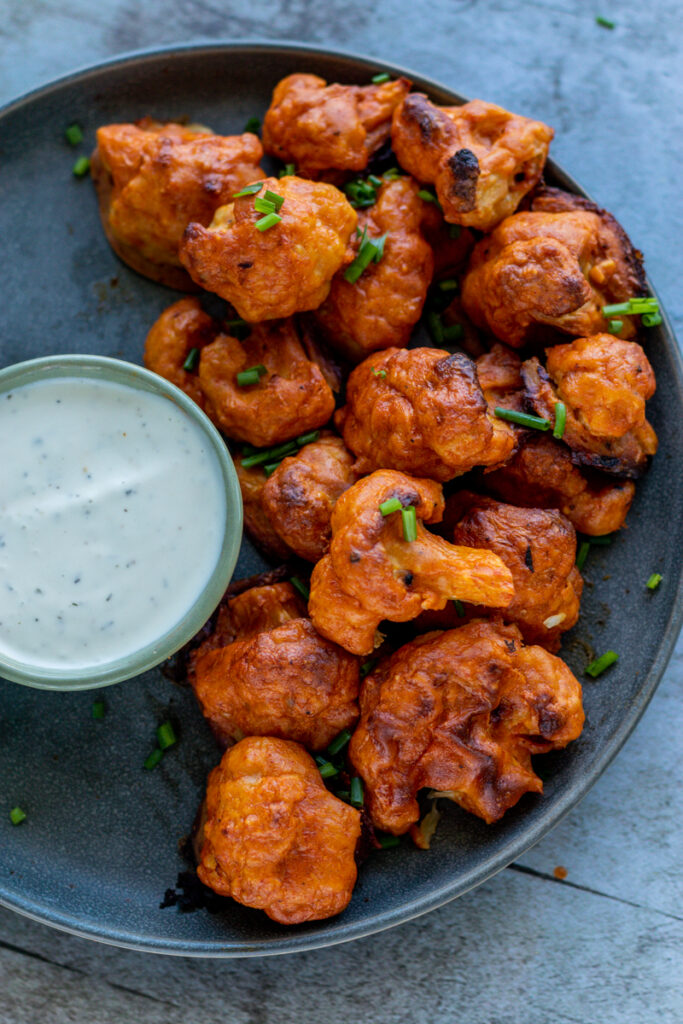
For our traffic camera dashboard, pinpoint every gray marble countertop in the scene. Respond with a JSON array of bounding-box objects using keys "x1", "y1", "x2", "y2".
[{"x1": 1, "y1": 2, "x2": 681, "y2": 1021}]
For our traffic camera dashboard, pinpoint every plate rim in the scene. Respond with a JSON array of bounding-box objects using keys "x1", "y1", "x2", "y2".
[{"x1": 1, "y1": 37, "x2": 682, "y2": 958}]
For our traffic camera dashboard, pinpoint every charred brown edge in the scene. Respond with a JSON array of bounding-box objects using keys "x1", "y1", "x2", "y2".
[{"x1": 446, "y1": 148, "x2": 480, "y2": 209}]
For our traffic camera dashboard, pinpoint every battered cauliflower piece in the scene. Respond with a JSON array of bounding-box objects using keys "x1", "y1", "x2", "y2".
[
  {"x1": 234, "y1": 457, "x2": 293, "y2": 560},
  {"x1": 197, "y1": 737, "x2": 361, "y2": 924},
  {"x1": 391, "y1": 94, "x2": 553, "y2": 231},
  {"x1": 349, "y1": 620, "x2": 584, "y2": 832},
  {"x1": 143, "y1": 297, "x2": 217, "y2": 410},
  {"x1": 92, "y1": 119, "x2": 264, "y2": 288},
  {"x1": 262, "y1": 432, "x2": 359, "y2": 562},
  {"x1": 449, "y1": 492, "x2": 583, "y2": 651},
  {"x1": 522, "y1": 355, "x2": 657, "y2": 478},
  {"x1": 198, "y1": 318, "x2": 335, "y2": 446},
  {"x1": 461, "y1": 188, "x2": 647, "y2": 347},
  {"x1": 308, "y1": 470, "x2": 514, "y2": 655},
  {"x1": 193, "y1": 617, "x2": 359, "y2": 751},
  {"x1": 262, "y1": 72, "x2": 411, "y2": 178},
  {"x1": 336, "y1": 347, "x2": 516, "y2": 480},
  {"x1": 482, "y1": 434, "x2": 636, "y2": 536},
  {"x1": 179, "y1": 176, "x2": 357, "y2": 321},
  {"x1": 313, "y1": 177, "x2": 434, "y2": 361}
]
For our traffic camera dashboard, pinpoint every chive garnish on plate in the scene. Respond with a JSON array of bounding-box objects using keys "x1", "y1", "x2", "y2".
[{"x1": 494, "y1": 408, "x2": 551, "y2": 431}]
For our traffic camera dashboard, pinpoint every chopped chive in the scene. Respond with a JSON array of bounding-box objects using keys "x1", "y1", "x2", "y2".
[
  {"x1": 368, "y1": 174, "x2": 383, "y2": 187},
  {"x1": 448, "y1": 224, "x2": 462, "y2": 239},
  {"x1": 371, "y1": 72, "x2": 391, "y2": 84},
  {"x1": 318, "y1": 761, "x2": 339, "y2": 779},
  {"x1": 144, "y1": 748, "x2": 164, "y2": 770},
  {"x1": 72, "y1": 156, "x2": 91, "y2": 177},
  {"x1": 642, "y1": 311, "x2": 662, "y2": 327},
  {"x1": 157, "y1": 722, "x2": 176, "y2": 750},
  {"x1": 379, "y1": 497, "x2": 403, "y2": 516},
  {"x1": 576, "y1": 540, "x2": 591, "y2": 571},
  {"x1": 65, "y1": 123, "x2": 83, "y2": 146},
  {"x1": 278, "y1": 163, "x2": 295, "y2": 178},
  {"x1": 243, "y1": 116, "x2": 261, "y2": 134},
  {"x1": 290, "y1": 576, "x2": 310, "y2": 601},
  {"x1": 382, "y1": 167, "x2": 402, "y2": 180},
  {"x1": 553, "y1": 401, "x2": 567, "y2": 439},
  {"x1": 296, "y1": 429, "x2": 320, "y2": 446},
  {"x1": 344, "y1": 232, "x2": 386, "y2": 283},
  {"x1": 371, "y1": 233, "x2": 387, "y2": 262},
  {"x1": 10, "y1": 806, "x2": 26, "y2": 825},
  {"x1": 254, "y1": 196, "x2": 276, "y2": 215},
  {"x1": 255, "y1": 212, "x2": 282, "y2": 231},
  {"x1": 453, "y1": 599, "x2": 465, "y2": 617},
  {"x1": 241, "y1": 443, "x2": 257, "y2": 456},
  {"x1": 263, "y1": 190, "x2": 285, "y2": 211},
  {"x1": 344, "y1": 178, "x2": 378, "y2": 208},
  {"x1": 182, "y1": 347, "x2": 200, "y2": 372},
  {"x1": 350, "y1": 776, "x2": 364, "y2": 807},
  {"x1": 608, "y1": 319, "x2": 623, "y2": 335},
  {"x1": 360, "y1": 658, "x2": 377, "y2": 678},
  {"x1": 494, "y1": 408, "x2": 551, "y2": 431},
  {"x1": 427, "y1": 310, "x2": 445, "y2": 345},
  {"x1": 232, "y1": 182, "x2": 263, "y2": 198},
  {"x1": 92, "y1": 700, "x2": 106, "y2": 719},
  {"x1": 438, "y1": 279, "x2": 458, "y2": 292},
  {"x1": 263, "y1": 461, "x2": 281, "y2": 476},
  {"x1": 442, "y1": 323, "x2": 464, "y2": 342},
  {"x1": 327, "y1": 729, "x2": 352, "y2": 757},
  {"x1": 595, "y1": 15, "x2": 615, "y2": 28},
  {"x1": 401, "y1": 505, "x2": 418, "y2": 542},
  {"x1": 378, "y1": 834, "x2": 400, "y2": 849},
  {"x1": 602, "y1": 297, "x2": 658, "y2": 316},
  {"x1": 646, "y1": 573, "x2": 663, "y2": 590},
  {"x1": 241, "y1": 440, "x2": 298, "y2": 468},
  {"x1": 236, "y1": 365, "x2": 267, "y2": 387},
  {"x1": 335, "y1": 790, "x2": 351, "y2": 802},
  {"x1": 372, "y1": 367, "x2": 387, "y2": 378},
  {"x1": 585, "y1": 650, "x2": 618, "y2": 677},
  {"x1": 417, "y1": 188, "x2": 439, "y2": 204}
]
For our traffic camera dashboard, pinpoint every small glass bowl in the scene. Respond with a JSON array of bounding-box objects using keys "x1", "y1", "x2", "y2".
[{"x1": 0, "y1": 354, "x2": 243, "y2": 690}]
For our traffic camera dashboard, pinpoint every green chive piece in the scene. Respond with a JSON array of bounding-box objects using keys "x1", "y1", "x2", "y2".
[
  {"x1": 10, "y1": 807, "x2": 26, "y2": 825},
  {"x1": 241, "y1": 443, "x2": 257, "y2": 456},
  {"x1": 576, "y1": 540, "x2": 591, "y2": 571},
  {"x1": 371, "y1": 72, "x2": 391, "y2": 84},
  {"x1": 372, "y1": 233, "x2": 387, "y2": 262},
  {"x1": 254, "y1": 196, "x2": 276, "y2": 215},
  {"x1": 448, "y1": 224, "x2": 462, "y2": 239},
  {"x1": 642, "y1": 311, "x2": 663, "y2": 327},
  {"x1": 296, "y1": 429, "x2": 320, "y2": 447},
  {"x1": 646, "y1": 573, "x2": 663, "y2": 590},
  {"x1": 255, "y1": 212, "x2": 282, "y2": 232},
  {"x1": 335, "y1": 790, "x2": 351, "y2": 802},
  {"x1": 327, "y1": 729, "x2": 352, "y2": 757},
  {"x1": 417, "y1": 188, "x2": 439, "y2": 204},
  {"x1": 278, "y1": 163, "x2": 295, "y2": 178},
  {"x1": 350, "y1": 777, "x2": 364, "y2": 808},
  {"x1": 595, "y1": 15, "x2": 615, "y2": 28},
  {"x1": 144, "y1": 748, "x2": 164, "y2": 770},
  {"x1": 243, "y1": 116, "x2": 261, "y2": 134},
  {"x1": 453, "y1": 599, "x2": 465, "y2": 617},
  {"x1": 382, "y1": 167, "x2": 402, "y2": 180},
  {"x1": 608, "y1": 319, "x2": 623, "y2": 335},
  {"x1": 344, "y1": 232, "x2": 386, "y2": 283},
  {"x1": 360, "y1": 658, "x2": 377, "y2": 679},
  {"x1": 241, "y1": 440, "x2": 298, "y2": 468},
  {"x1": 318, "y1": 761, "x2": 339, "y2": 779},
  {"x1": 494, "y1": 408, "x2": 551, "y2": 431},
  {"x1": 379, "y1": 497, "x2": 402, "y2": 516},
  {"x1": 65, "y1": 123, "x2": 83, "y2": 146},
  {"x1": 378, "y1": 834, "x2": 400, "y2": 849},
  {"x1": 233, "y1": 182, "x2": 263, "y2": 198},
  {"x1": 236, "y1": 365, "x2": 266, "y2": 387},
  {"x1": 290, "y1": 576, "x2": 310, "y2": 601},
  {"x1": 372, "y1": 367, "x2": 387, "y2": 378},
  {"x1": 72, "y1": 156, "x2": 91, "y2": 177},
  {"x1": 157, "y1": 721, "x2": 176, "y2": 750},
  {"x1": 344, "y1": 178, "x2": 377, "y2": 208},
  {"x1": 442, "y1": 323, "x2": 464, "y2": 342},
  {"x1": 263, "y1": 190, "x2": 285, "y2": 211},
  {"x1": 263, "y1": 461, "x2": 281, "y2": 476},
  {"x1": 368, "y1": 174, "x2": 383, "y2": 188},
  {"x1": 92, "y1": 700, "x2": 106, "y2": 720},
  {"x1": 602, "y1": 297, "x2": 658, "y2": 316},
  {"x1": 427, "y1": 310, "x2": 445, "y2": 345},
  {"x1": 438, "y1": 279, "x2": 458, "y2": 292},
  {"x1": 182, "y1": 347, "x2": 200, "y2": 372},
  {"x1": 585, "y1": 650, "x2": 619, "y2": 677},
  {"x1": 553, "y1": 401, "x2": 567, "y2": 439},
  {"x1": 401, "y1": 505, "x2": 418, "y2": 542}
]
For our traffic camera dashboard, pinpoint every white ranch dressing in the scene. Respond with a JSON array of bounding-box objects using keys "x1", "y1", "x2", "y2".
[{"x1": 0, "y1": 376, "x2": 226, "y2": 670}]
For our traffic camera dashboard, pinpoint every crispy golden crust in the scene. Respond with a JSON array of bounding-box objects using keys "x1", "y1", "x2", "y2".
[
  {"x1": 449, "y1": 492, "x2": 583, "y2": 651},
  {"x1": 179, "y1": 176, "x2": 357, "y2": 320},
  {"x1": 461, "y1": 199, "x2": 646, "y2": 347},
  {"x1": 308, "y1": 470, "x2": 514, "y2": 655},
  {"x1": 391, "y1": 95, "x2": 553, "y2": 231},
  {"x1": 262, "y1": 73, "x2": 411, "y2": 177},
  {"x1": 262, "y1": 432, "x2": 358, "y2": 562},
  {"x1": 198, "y1": 737, "x2": 360, "y2": 924},
  {"x1": 193, "y1": 617, "x2": 359, "y2": 750},
  {"x1": 197, "y1": 318, "x2": 335, "y2": 446},
  {"x1": 348, "y1": 620, "x2": 584, "y2": 831},
  {"x1": 313, "y1": 177, "x2": 434, "y2": 361},
  {"x1": 92, "y1": 120, "x2": 263, "y2": 287},
  {"x1": 522, "y1": 355, "x2": 657, "y2": 478},
  {"x1": 482, "y1": 434, "x2": 636, "y2": 536},
  {"x1": 336, "y1": 347, "x2": 516, "y2": 481},
  {"x1": 143, "y1": 297, "x2": 218, "y2": 409},
  {"x1": 234, "y1": 457, "x2": 293, "y2": 560}
]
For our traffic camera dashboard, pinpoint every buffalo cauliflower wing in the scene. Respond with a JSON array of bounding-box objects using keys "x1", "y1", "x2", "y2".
[
  {"x1": 349, "y1": 620, "x2": 584, "y2": 831},
  {"x1": 197, "y1": 737, "x2": 360, "y2": 924},
  {"x1": 143, "y1": 297, "x2": 217, "y2": 410}
]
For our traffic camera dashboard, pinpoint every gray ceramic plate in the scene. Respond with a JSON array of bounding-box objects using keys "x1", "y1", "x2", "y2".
[{"x1": 0, "y1": 42, "x2": 681, "y2": 958}]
